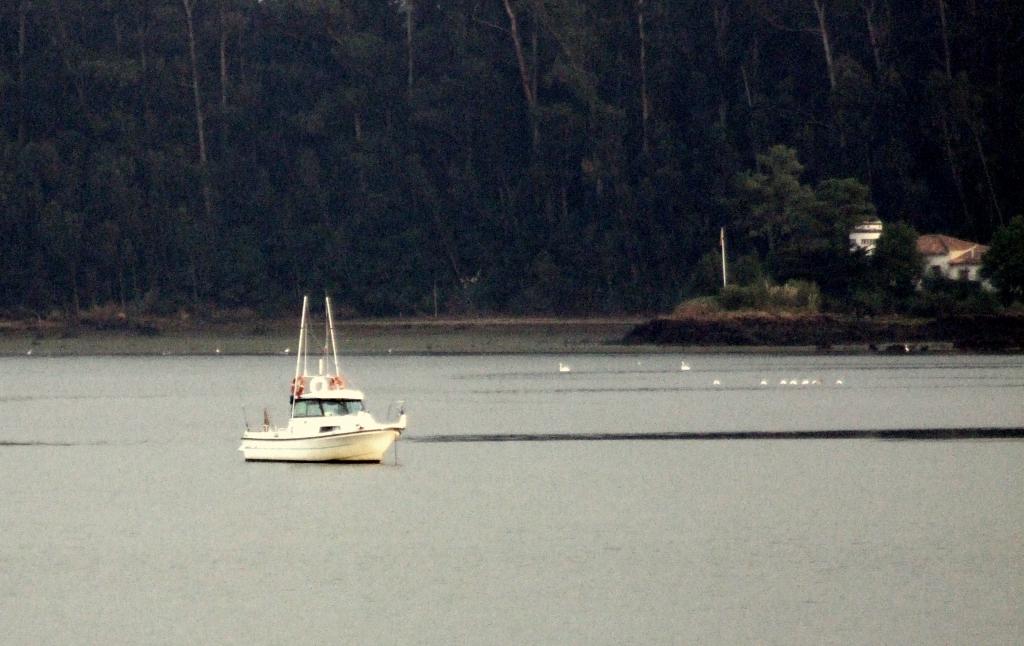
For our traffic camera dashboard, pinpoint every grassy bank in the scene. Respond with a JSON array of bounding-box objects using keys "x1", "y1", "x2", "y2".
[{"x1": 5, "y1": 310, "x2": 1023, "y2": 356}]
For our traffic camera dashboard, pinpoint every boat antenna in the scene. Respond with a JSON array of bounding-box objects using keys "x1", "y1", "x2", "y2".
[
  {"x1": 325, "y1": 295, "x2": 341, "y2": 376},
  {"x1": 323, "y1": 299, "x2": 329, "y2": 372}
]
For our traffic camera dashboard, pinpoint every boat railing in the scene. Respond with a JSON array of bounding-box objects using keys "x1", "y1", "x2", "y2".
[{"x1": 385, "y1": 400, "x2": 406, "y2": 423}]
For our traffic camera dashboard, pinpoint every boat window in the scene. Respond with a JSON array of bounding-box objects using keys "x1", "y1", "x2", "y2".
[
  {"x1": 293, "y1": 399, "x2": 362, "y2": 416},
  {"x1": 321, "y1": 400, "x2": 345, "y2": 416},
  {"x1": 294, "y1": 400, "x2": 364, "y2": 417},
  {"x1": 293, "y1": 400, "x2": 322, "y2": 417}
]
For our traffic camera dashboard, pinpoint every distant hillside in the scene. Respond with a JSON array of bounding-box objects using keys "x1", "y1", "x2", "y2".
[{"x1": 1, "y1": 2, "x2": 1022, "y2": 316}]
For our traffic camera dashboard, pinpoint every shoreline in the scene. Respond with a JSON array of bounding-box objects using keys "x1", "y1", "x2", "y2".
[
  {"x1": 1, "y1": 314, "x2": 1021, "y2": 356},
  {"x1": 625, "y1": 313, "x2": 1024, "y2": 354},
  {"x1": 0, "y1": 316, "x2": 647, "y2": 357}
]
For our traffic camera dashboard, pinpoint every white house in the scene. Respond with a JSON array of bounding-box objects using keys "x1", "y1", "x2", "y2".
[
  {"x1": 847, "y1": 222, "x2": 991, "y2": 288},
  {"x1": 849, "y1": 219, "x2": 883, "y2": 255},
  {"x1": 916, "y1": 234, "x2": 989, "y2": 284}
]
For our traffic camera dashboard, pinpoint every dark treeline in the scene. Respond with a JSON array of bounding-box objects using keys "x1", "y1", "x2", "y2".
[{"x1": 1, "y1": 1, "x2": 1021, "y2": 318}]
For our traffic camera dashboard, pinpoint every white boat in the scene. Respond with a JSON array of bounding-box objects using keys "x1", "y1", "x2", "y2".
[{"x1": 239, "y1": 295, "x2": 406, "y2": 463}]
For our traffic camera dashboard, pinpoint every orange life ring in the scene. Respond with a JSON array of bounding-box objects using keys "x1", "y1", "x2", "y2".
[
  {"x1": 291, "y1": 377, "x2": 305, "y2": 398},
  {"x1": 329, "y1": 375, "x2": 345, "y2": 389}
]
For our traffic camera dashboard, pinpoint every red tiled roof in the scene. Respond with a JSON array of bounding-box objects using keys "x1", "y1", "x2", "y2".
[{"x1": 916, "y1": 234, "x2": 988, "y2": 265}]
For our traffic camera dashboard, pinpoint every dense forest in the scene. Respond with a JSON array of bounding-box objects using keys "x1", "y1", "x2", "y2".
[{"x1": 0, "y1": 1, "x2": 1021, "y2": 317}]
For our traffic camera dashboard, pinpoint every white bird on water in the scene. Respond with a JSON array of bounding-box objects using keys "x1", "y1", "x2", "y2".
[
  {"x1": 559, "y1": 362, "x2": 572, "y2": 373},
  {"x1": 26, "y1": 348, "x2": 32, "y2": 356},
  {"x1": 835, "y1": 379, "x2": 844, "y2": 385},
  {"x1": 712, "y1": 379, "x2": 721, "y2": 385},
  {"x1": 680, "y1": 361, "x2": 691, "y2": 371},
  {"x1": 760, "y1": 379, "x2": 768, "y2": 386}
]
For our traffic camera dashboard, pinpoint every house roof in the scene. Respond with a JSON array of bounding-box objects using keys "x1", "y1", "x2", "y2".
[{"x1": 916, "y1": 234, "x2": 989, "y2": 266}]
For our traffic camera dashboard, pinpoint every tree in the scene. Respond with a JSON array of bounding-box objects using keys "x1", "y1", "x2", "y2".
[
  {"x1": 870, "y1": 221, "x2": 922, "y2": 301},
  {"x1": 814, "y1": 177, "x2": 876, "y2": 248},
  {"x1": 182, "y1": 0, "x2": 208, "y2": 169},
  {"x1": 1, "y1": 1, "x2": 1023, "y2": 317},
  {"x1": 981, "y1": 215, "x2": 1024, "y2": 303},
  {"x1": 636, "y1": 0, "x2": 650, "y2": 155},
  {"x1": 733, "y1": 145, "x2": 818, "y2": 273},
  {"x1": 500, "y1": 0, "x2": 539, "y2": 148},
  {"x1": 754, "y1": 176, "x2": 873, "y2": 300}
]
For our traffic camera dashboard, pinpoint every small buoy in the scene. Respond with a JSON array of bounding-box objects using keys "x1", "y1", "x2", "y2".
[
  {"x1": 801, "y1": 379, "x2": 810, "y2": 386},
  {"x1": 789, "y1": 379, "x2": 798, "y2": 386},
  {"x1": 779, "y1": 379, "x2": 787, "y2": 385},
  {"x1": 712, "y1": 379, "x2": 721, "y2": 386},
  {"x1": 811, "y1": 379, "x2": 821, "y2": 385},
  {"x1": 680, "y1": 361, "x2": 691, "y2": 371},
  {"x1": 760, "y1": 379, "x2": 768, "y2": 386},
  {"x1": 835, "y1": 379, "x2": 844, "y2": 385},
  {"x1": 558, "y1": 362, "x2": 571, "y2": 373}
]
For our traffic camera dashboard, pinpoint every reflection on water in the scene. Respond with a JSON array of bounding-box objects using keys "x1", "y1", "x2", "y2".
[{"x1": 1, "y1": 353, "x2": 1022, "y2": 643}]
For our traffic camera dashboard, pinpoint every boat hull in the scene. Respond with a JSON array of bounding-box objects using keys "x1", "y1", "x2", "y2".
[{"x1": 239, "y1": 428, "x2": 401, "y2": 462}]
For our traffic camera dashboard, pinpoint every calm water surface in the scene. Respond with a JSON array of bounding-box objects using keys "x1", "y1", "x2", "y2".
[{"x1": 2, "y1": 353, "x2": 1023, "y2": 644}]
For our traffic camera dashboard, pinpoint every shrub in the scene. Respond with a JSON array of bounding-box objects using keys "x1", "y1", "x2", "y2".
[
  {"x1": 671, "y1": 296, "x2": 721, "y2": 318},
  {"x1": 715, "y1": 280, "x2": 821, "y2": 313},
  {"x1": 911, "y1": 277, "x2": 1000, "y2": 317}
]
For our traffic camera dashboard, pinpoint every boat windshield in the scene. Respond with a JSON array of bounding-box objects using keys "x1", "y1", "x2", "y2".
[{"x1": 293, "y1": 399, "x2": 364, "y2": 417}]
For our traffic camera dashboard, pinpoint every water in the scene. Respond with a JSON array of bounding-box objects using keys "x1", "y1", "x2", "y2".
[{"x1": 1, "y1": 353, "x2": 1022, "y2": 644}]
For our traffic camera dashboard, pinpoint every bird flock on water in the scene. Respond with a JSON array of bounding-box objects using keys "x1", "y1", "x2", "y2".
[
  {"x1": 18, "y1": 347, "x2": 846, "y2": 388},
  {"x1": 554, "y1": 358, "x2": 844, "y2": 387}
]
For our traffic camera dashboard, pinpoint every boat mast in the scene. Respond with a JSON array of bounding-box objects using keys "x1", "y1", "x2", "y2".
[
  {"x1": 294, "y1": 295, "x2": 308, "y2": 381},
  {"x1": 290, "y1": 295, "x2": 308, "y2": 417},
  {"x1": 325, "y1": 295, "x2": 341, "y2": 376}
]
